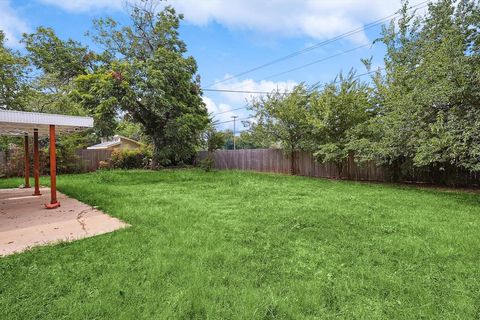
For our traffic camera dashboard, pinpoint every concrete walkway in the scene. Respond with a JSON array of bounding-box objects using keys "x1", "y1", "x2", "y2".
[{"x1": 0, "y1": 187, "x2": 128, "y2": 256}]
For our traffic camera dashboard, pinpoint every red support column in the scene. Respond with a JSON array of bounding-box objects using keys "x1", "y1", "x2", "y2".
[
  {"x1": 45, "y1": 125, "x2": 60, "y2": 209},
  {"x1": 24, "y1": 134, "x2": 30, "y2": 188},
  {"x1": 33, "y1": 129, "x2": 41, "y2": 196}
]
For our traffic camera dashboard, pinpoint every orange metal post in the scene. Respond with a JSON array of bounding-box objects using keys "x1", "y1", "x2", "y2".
[
  {"x1": 45, "y1": 125, "x2": 60, "y2": 209},
  {"x1": 33, "y1": 129, "x2": 41, "y2": 196},
  {"x1": 24, "y1": 134, "x2": 30, "y2": 188}
]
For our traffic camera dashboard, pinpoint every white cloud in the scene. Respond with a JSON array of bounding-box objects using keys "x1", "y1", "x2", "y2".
[
  {"x1": 38, "y1": 0, "x2": 123, "y2": 12},
  {"x1": 203, "y1": 96, "x2": 238, "y2": 130},
  {"x1": 212, "y1": 75, "x2": 298, "y2": 105},
  {"x1": 203, "y1": 96, "x2": 233, "y2": 116},
  {"x1": 38, "y1": 0, "x2": 405, "y2": 42},
  {"x1": 170, "y1": 0, "x2": 403, "y2": 43},
  {"x1": 0, "y1": 1, "x2": 29, "y2": 47},
  {"x1": 205, "y1": 77, "x2": 298, "y2": 130}
]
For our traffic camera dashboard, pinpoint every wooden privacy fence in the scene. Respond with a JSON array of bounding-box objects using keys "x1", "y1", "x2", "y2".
[
  {"x1": 75, "y1": 149, "x2": 112, "y2": 171},
  {"x1": 197, "y1": 149, "x2": 480, "y2": 186},
  {"x1": 0, "y1": 149, "x2": 112, "y2": 177},
  {"x1": 197, "y1": 149, "x2": 384, "y2": 180},
  {"x1": 2, "y1": 146, "x2": 479, "y2": 186},
  {"x1": 0, "y1": 150, "x2": 25, "y2": 178}
]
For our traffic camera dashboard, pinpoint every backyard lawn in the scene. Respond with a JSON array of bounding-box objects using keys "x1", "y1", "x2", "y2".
[{"x1": 0, "y1": 169, "x2": 479, "y2": 319}]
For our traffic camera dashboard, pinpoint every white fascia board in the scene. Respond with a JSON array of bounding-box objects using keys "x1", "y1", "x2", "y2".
[{"x1": 0, "y1": 110, "x2": 93, "y2": 128}]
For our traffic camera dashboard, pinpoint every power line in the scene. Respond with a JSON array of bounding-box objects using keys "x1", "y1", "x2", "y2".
[
  {"x1": 209, "y1": 4, "x2": 425, "y2": 129},
  {"x1": 213, "y1": 69, "x2": 386, "y2": 125},
  {"x1": 204, "y1": 2, "x2": 427, "y2": 100},
  {"x1": 203, "y1": 88, "x2": 271, "y2": 94},
  {"x1": 261, "y1": 43, "x2": 372, "y2": 81},
  {"x1": 206, "y1": 66, "x2": 381, "y2": 96},
  {"x1": 213, "y1": 105, "x2": 251, "y2": 115},
  {"x1": 203, "y1": 41, "x2": 375, "y2": 99},
  {"x1": 204, "y1": 0, "x2": 428, "y2": 88},
  {"x1": 210, "y1": 67, "x2": 385, "y2": 116},
  {"x1": 202, "y1": 42, "x2": 372, "y2": 95},
  {"x1": 309, "y1": 67, "x2": 385, "y2": 91},
  {"x1": 214, "y1": 116, "x2": 255, "y2": 125}
]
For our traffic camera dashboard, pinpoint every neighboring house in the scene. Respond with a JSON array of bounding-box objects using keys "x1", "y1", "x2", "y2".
[{"x1": 87, "y1": 135, "x2": 143, "y2": 151}]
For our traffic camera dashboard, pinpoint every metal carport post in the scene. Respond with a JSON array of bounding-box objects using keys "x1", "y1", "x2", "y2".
[
  {"x1": 23, "y1": 134, "x2": 30, "y2": 188},
  {"x1": 33, "y1": 129, "x2": 41, "y2": 196},
  {"x1": 0, "y1": 110, "x2": 93, "y2": 209},
  {"x1": 45, "y1": 125, "x2": 59, "y2": 209}
]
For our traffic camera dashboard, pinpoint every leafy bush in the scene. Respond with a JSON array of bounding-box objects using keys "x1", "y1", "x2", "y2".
[
  {"x1": 198, "y1": 128, "x2": 224, "y2": 172},
  {"x1": 199, "y1": 157, "x2": 215, "y2": 172},
  {"x1": 110, "y1": 148, "x2": 152, "y2": 169},
  {"x1": 55, "y1": 132, "x2": 98, "y2": 174}
]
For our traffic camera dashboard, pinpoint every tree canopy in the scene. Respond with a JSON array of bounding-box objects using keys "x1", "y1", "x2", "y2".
[
  {"x1": 0, "y1": 31, "x2": 29, "y2": 110},
  {"x1": 1, "y1": 0, "x2": 479, "y2": 174},
  {"x1": 75, "y1": 2, "x2": 209, "y2": 166},
  {"x1": 248, "y1": 0, "x2": 480, "y2": 174},
  {"x1": 349, "y1": 0, "x2": 480, "y2": 171}
]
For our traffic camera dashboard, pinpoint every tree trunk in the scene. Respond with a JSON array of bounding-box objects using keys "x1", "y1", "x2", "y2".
[
  {"x1": 151, "y1": 135, "x2": 164, "y2": 170},
  {"x1": 290, "y1": 150, "x2": 295, "y2": 175},
  {"x1": 336, "y1": 162, "x2": 343, "y2": 179}
]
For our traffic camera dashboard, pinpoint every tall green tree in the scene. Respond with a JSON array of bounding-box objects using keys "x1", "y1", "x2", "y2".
[
  {"x1": 220, "y1": 129, "x2": 271, "y2": 150},
  {"x1": 14, "y1": 28, "x2": 101, "y2": 163},
  {"x1": 248, "y1": 85, "x2": 311, "y2": 172},
  {"x1": 198, "y1": 126, "x2": 225, "y2": 171},
  {"x1": 116, "y1": 119, "x2": 147, "y2": 143},
  {"x1": 309, "y1": 71, "x2": 371, "y2": 172},
  {"x1": 238, "y1": 130, "x2": 273, "y2": 149},
  {"x1": 0, "y1": 31, "x2": 29, "y2": 110},
  {"x1": 20, "y1": 27, "x2": 97, "y2": 118},
  {"x1": 412, "y1": 0, "x2": 480, "y2": 171},
  {"x1": 23, "y1": 27, "x2": 92, "y2": 84},
  {"x1": 76, "y1": 0, "x2": 209, "y2": 166},
  {"x1": 350, "y1": 0, "x2": 480, "y2": 172}
]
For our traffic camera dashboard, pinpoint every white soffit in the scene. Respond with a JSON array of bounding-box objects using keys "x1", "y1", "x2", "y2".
[{"x1": 0, "y1": 110, "x2": 94, "y2": 137}]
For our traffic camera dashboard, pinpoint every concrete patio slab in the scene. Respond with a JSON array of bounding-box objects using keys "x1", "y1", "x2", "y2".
[{"x1": 0, "y1": 187, "x2": 128, "y2": 256}]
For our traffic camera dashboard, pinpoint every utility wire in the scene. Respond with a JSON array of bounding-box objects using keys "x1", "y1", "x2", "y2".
[
  {"x1": 204, "y1": 0, "x2": 429, "y2": 88},
  {"x1": 204, "y1": 2, "x2": 427, "y2": 100},
  {"x1": 210, "y1": 3, "x2": 426, "y2": 128},
  {"x1": 203, "y1": 88, "x2": 271, "y2": 94},
  {"x1": 211, "y1": 67, "x2": 385, "y2": 116},
  {"x1": 205, "y1": 66, "x2": 383, "y2": 96},
  {"x1": 308, "y1": 67, "x2": 385, "y2": 91},
  {"x1": 214, "y1": 116, "x2": 255, "y2": 125},
  {"x1": 214, "y1": 105, "x2": 252, "y2": 115},
  {"x1": 262, "y1": 43, "x2": 372, "y2": 81},
  {"x1": 202, "y1": 42, "x2": 372, "y2": 95}
]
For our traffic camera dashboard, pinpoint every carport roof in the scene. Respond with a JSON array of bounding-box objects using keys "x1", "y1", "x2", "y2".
[{"x1": 0, "y1": 110, "x2": 94, "y2": 136}]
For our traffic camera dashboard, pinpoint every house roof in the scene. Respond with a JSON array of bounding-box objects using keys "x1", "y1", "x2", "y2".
[
  {"x1": 0, "y1": 110, "x2": 93, "y2": 137},
  {"x1": 86, "y1": 140, "x2": 122, "y2": 150},
  {"x1": 87, "y1": 135, "x2": 142, "y2": 150}
]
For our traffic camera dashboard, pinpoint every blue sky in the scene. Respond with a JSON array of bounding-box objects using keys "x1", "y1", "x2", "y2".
[{"x1": 1, "y1": 0, "x2": 424, "y2": 131}]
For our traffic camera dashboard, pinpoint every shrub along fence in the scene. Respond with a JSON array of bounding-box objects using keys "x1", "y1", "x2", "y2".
[
  {"x1": 0, "y1": 149, "x2": 112, "y2": 177},
  {"x1": 197, "y1": 149, "x2": 480, "y2": 186},
  {"x1": 0, "y1": 148, "x2": 152, "y2": 177},
  {"x1": 0, "y1": 149, "x2": 32, "y2": 178},
  {"x1": 2, "y1": 147, "x2": 478, "y2": 186}
]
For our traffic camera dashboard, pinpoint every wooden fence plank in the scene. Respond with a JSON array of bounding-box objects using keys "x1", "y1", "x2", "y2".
[
  {"x1": 199, "y1": 149, "x2": 480, "y2": 186},
  {"x1": 75, "y1": 149, "x2": 112, "y2": 172}
]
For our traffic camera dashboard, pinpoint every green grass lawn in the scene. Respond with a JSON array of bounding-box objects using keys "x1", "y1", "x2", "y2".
[{"x1": 0, "y1": 169, "x2": 479, "y2": 319}]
